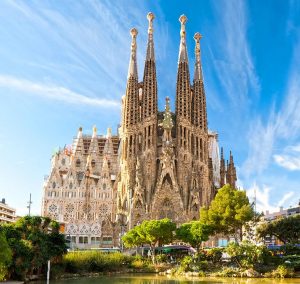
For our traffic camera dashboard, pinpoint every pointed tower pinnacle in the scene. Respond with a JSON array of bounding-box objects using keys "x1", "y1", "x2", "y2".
[
  {"x1": 141, "y1": 12, "x2": 158, "y2": 121},
  {"x1": 127, "y1": 28, "x2": 138, "y2": 79},
  {"x1": 92, "y1": 125, "x2": 97, "y2": 138},
  {"x1": 123, "y1": 27, "x2": 140, "y2": 128},
  {"x1": 179, "y1": 15, "x2": 188, "y2": 63},
  {"x1": 193, "y1": 32, "x2": 203, "y2": 82},
  {"x1": 146, "y1": 12, "x2": 155, "y2": 60},
  {"x1": 77, "y1": 127, "x2": 83, "y2": 139}
]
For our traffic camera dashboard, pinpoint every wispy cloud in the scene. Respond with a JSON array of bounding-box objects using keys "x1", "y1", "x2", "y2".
[
  {"x1": 241, "y1": 38, "x2": 300, "y2": 178},
  {"x1": 0, "y1": 75, "x2": 119, "y2": 107},
  {"x1": 246, "y1": 183, "x2": 295, "y2": 213},
  {"x1": 274, "y1": 143, "x2": 300, "y2": 171},
  {"x1": 210, "y1": 0, "x2": 260, "y2": 107}
]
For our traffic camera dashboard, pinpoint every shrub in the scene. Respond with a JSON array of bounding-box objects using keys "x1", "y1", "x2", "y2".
[
  {"x1": 270, "y1": 265, "x2": 294, "y2": 278},
  {"x1": 179, "y1": 256, "x2": 193, "y2": 272},
  {"x1": 206, "y1": 248, "x2": 223, "y2": 263},
  {"x1": 63, "y1": 251, "x2": 131, "y2": 273},
  {"x1": 213, "y1": 267, "x2": 240, "y2": 277},
  {"x1": 155, "y1": 254, "x2": 168, "y2": 263}
]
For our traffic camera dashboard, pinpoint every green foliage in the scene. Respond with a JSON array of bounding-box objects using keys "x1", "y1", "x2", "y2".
[
  {"x1": 257, "y1": 215, "x2": 300, "y2": 244},
  {"x1": 0, "y1": 215, "x2": 67, "y2": 280},
  {"x1": 179, "y1": 255, "x2": 193, "y2": 272},
  {"x1": 206, "y1": 247, "x2": 223, "y2": 263},
  {"x1": 176, "y1": 221, "x2": 213, "y2": 252},
  {"x1": 200, "y1": 185, "x2": 254, "y2": 240},
  {"x1": 226, "y1": 241, "x2": 271, "y2": 269},
  {"x1": 122, "y1": 218, "x2": 176, "y2": 263},
  {"x1": 0, "y1": 231, "x2": 12, "y2": 280},
  {"x1": 283, "y1": 255, "x2": 300, "y2": 271},
  {"x1": 155, "y1": 254, "x2": 168, "y2": 263},
  {"x1": 63, "y1": 251, "x2": 132, "y2": 273},
  {"x1": 267, "y1": 265, "x2": 294, "y2": 278}
]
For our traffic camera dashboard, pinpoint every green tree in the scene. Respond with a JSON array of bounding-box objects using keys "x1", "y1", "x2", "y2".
[
  {"x1": 176, "y1": 221, "x2": 213, "y2": 252},
  {"x1": 226, "y1": 241, "x2": 271, "y2": 269},
  {"x1": 1, "y1": 216, "x2": 67, "y2": 280},
  {"x1": 257, "y1": 215, "x2": 300, "y2": 244},
  {"x1": 200, "y1": 184, "x2": 254, "y2": 241},
  {"x1": 0, "y1": 231, "x2": 12, "y2": 281},
  {"x1": 122, "y1": 218, "x2": 176, "y2": 263}
]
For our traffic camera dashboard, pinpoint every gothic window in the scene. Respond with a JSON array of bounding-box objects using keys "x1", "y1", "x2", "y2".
[
  {"x1": 66, "y1": 203, "x2": 74, "y2": 213},
  {"x1": 99, "y1": 204, "x2": 109, "y2": 216},
  {"x1": 103, "y1": 184, "x2": 106, "y2": 190},
  {"x1": 49, "y1": 204, "x2": 58, "y2": 213},
  {"x1": 61, "y1": 158, "x2": 66, "y2": 166},
  {"x1": 64, "y1": 213, "x2": 69, "y2": 221},
  {"x1": 82, "y1": 204, "x2": 91, "y2": 213},
  {"x1": 52, "y1": 182, "x2": 56, "y2": 189},
  {"x1": 76, "y1": 159, "x2": 81, "y2": 167},
  {"x1": 91, "y1": 159, "x2": 96, "y2": 167},
  {"x1": 77, "y1": 172, "x2": 84, "y2": 181},
  {"x1": 69, "y1": 182, "x2": 73, "y2": 189}
]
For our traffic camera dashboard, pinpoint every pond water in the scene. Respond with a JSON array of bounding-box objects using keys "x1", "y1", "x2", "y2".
[{"x1": 49, "y1": 274, "x2": 300, "y2": 284}]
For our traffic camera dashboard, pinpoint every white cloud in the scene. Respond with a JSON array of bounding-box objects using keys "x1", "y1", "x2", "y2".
[
  {"x1": 246, "y1": 183, "x2": 295, "y2": 214},
  {"x1": 0, "y1": 75, "x2": 119, "y2": 108},
  {"x1": 210, "y1": 0, "x2": 260, "y2": 107},
  {"x1": 241, "y1": 39, "x2": 300, "y2": 178},
  {"x1": 273, "y1": 142, "x2": 300, "y2": 171},
  {"x1": 274, "y1": 154, "x2": 300, "y2": 170}
]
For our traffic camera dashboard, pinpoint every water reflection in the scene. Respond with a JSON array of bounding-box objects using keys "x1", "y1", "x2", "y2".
[{"x1": 49, "y1": 274, "x2": 300, "y2": 284}]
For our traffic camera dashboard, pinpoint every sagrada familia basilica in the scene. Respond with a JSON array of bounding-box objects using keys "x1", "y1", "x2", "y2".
[{"x1": 42, "y1": 13, "x2": 237, "y2": 248}]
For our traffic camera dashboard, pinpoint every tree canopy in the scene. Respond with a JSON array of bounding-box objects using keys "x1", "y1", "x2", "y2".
[
  {"x1": 200, "y1": 184, "x2": 254, "y2": 241},
  {"x1": 0, "y1": 231, "x2": 12, "y2": 281},
  {"x1": 257, "y1": 215, "x2": 300, "y2": 244},
  {"x1": 0, "y1": 215, "x2": 67, "y2": 280},
  {"x1": 176, "y1": 221, "x2": 213, "y2": 252},
  {"x1": 122, "y1": 218, "x2": 176, "y2": 262}
]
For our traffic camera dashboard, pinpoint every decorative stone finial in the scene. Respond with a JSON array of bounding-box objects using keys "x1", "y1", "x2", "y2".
[
  {"x1": 128, "y1": 28, "x2": 138, "y2": 78},
  {"x1": 130, "y1": 28, "x2": 138, "y2": 51},
  {"x1": 194, "y1": 32, "x2": 202, "y2": 42},
  {"x1": 147, "y1": 12, "x2": 155, "y2": 34},
  {"x1": 193, "y1": 32, "x2": 203, "y2": 81},
  {"x1": 179, "y1": 15, "x2": 187, "y2": 38},
  {"x1": 77, "y1": 126, "x2": 83, "y2": 138},
  {"x1": 92, "y1": 125, "x2": 97, "y2": 138},
  {"x1": 106, "y1": 127, "x2": 112, "y2": 138}
]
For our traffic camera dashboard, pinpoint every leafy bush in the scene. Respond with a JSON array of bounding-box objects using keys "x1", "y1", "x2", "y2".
[
  {"x1": 226, "y1": 241, "x2": 272, "y2": 269},
  {"x1": 268, "y1": 265, "x2": 294, "y2": 278},
  {"x1": 206, "y1": 248, "x2": 223, "y2": 263},
  {"x1": 63, "y1": 251, "x2": 131, "y2": 273},
  {"x1": 155, "y1": 254, "x2": 168, "y2": 263},
  {"x1": 282, "y1": 255, "x2": 300, "y2": 271},
  {"x1": 179, "y1": 256, "x2": 193, "y2": 272}
]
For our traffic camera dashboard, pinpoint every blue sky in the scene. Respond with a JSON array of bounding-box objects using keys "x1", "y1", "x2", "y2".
[{"x1": 0, "y1": 0, "x2": 300, "y2": 216}]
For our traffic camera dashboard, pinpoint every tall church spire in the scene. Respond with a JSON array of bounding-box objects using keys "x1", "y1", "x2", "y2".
[
  {"x1": 193, "y1": 32, "x2": 203, "y2": 82},
  {"x1": 141, "y1": 12, "x2": 158, "y2": 120},
  {"x1": 146, "y1": 12, "x2": 155, "y2": 61},
  {"x1": 127, "y1": 28, "x2": 138, "y2": 79},
  {"x1": 176, "y1": 14, "x2": 191, "y2": 121},
  {"x1": 192, "y1": 32, "x2": 207, "y2": 130},
  {"x1": 178, "y1": 15, "x2": 188, "y2": 63},
  {"x1": 123, "y1": 28, "x2": 140, "y2": 128}
]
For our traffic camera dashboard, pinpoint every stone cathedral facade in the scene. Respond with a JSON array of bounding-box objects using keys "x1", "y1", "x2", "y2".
[{"x1": 42, "y1": 13, "x2": 237, "y2": 249}]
